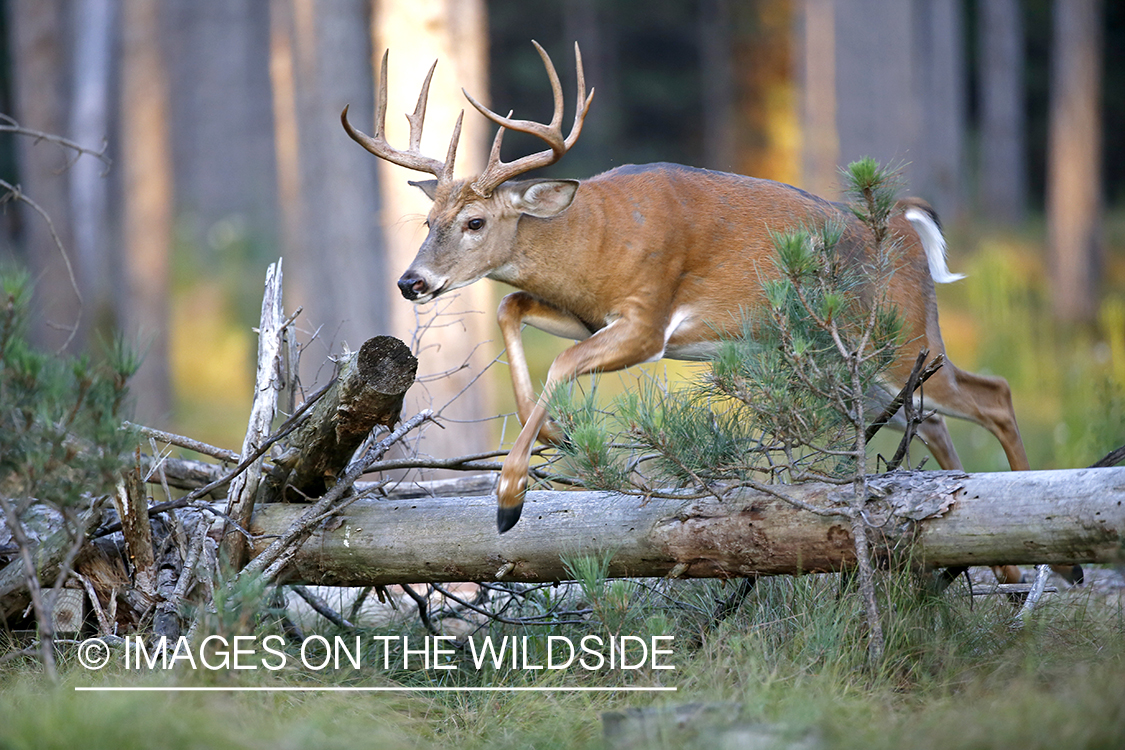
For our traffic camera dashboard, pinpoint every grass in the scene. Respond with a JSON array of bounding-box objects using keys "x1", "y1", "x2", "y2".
[{"x1": 1, "y1": 573, "x2": 1122, "y2": 748}]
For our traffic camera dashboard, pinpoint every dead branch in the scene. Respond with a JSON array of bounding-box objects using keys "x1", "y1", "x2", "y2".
[
  {"x1": 0, "y1": 495, "x2": 59, "y2": 680},
  {"x1": 0, "y1": 497, "x2": 104, "y2": 623},
  {"x1": 0, "y1": 178, "x2": 82, "y2": 351},
  {"x1": 1013, "y1": 564, "x2": 1052, "y2": 628},
  {"x1": 291, "y1": 585, "x2": 355, "y2": 629},
  {"x1": 127, "y1": 422, "x2": 241, "y2": 463},
  {"x1": 865, "y1": 350, "x2": 944, "y2": 445},
  {"x1": 883, "y1": 350, "x2": 936, "y2": 471},
  {"x1": 104, "y1": 378, "x2": 336, "y2": 534},
  {"x1": 1090, "y1": 444, "x2": 1125, "y2": 468},
  {"x1": 222, "y1": 260, "x2": 286, "y2": 569},
  {"x1": 400, "y1": 584, "x2": 438, "y2": 635},
  {"x1": 112, "y1": 451, "x2": 157, "y2": 603},
  {"x1": 0, "y1": 114, "x2": 112, "y2": 170}
]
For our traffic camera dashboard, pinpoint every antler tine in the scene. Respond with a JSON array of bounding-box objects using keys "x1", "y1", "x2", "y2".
[
  {"x1": 488, "y1": 109, "x2": 512, "y2": 154},
  {"x1": 566, "y1": 41, "x2": 595, "y2": 150},
  {"x1": 406, "y1": 59, "x2": 438, "y2": 152},
  {"x1": 374, "y1": 50, "x2": 390, "y2": 139},
  {"x1": 341, "y1": 50, "x2": 457, "y2": 181},
  {"x1": 442, "y1": 110, "x2": 464, "y2": 183},
  {"x1": 466, "y1": 41, "x2": 595, "y2": 197},
  {"x1": 535, "y1": 40, "x2": 566, "y2": 134}
]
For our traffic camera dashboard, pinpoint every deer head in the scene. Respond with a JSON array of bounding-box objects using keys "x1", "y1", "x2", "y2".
[{"x1": 341, "y1": 41, "x2": 594, "y2": 303}]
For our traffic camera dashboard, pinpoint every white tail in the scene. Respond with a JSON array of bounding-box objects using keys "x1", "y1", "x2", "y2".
[{"x1": 904, "y1": 206, "x2": 965, "y2": 284}]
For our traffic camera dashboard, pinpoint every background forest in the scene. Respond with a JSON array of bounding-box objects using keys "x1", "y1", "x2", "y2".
[
  {"x1": 2, "y1": 4, "x2": 1124, "y2": 748},
  {"x1": 0, "y1": 0, "x2": 1121, "y2": 474}
]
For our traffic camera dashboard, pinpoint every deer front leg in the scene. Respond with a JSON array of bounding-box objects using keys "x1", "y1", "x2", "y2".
[
  {"x1": 497, "y1": 292, "x2": 593, "y2": 445},
  {"x1": 496, "y1": 313, "x2": 667, "y2": 532}
]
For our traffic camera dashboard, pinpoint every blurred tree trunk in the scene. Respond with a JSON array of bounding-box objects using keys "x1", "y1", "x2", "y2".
[
  {"x1": 830, "y1": 0, "x2": 916, "y2": 200},
  {"x1": 120, "y1": 0, "x2": 174, "y2": 424},
  {"x1": 698, "y1": 0, "x2": 735, "y2": 172},
  {"x1": 9, "y1": 0, "x2": 80, "y2": 351},
  {"x1": 68, "y1": 0, "x2": 117, "y2": 343},
  {"x1": 801, "y1": 0, "x2": 967, "y2": 219},
  {"x1": 562, "y1": 0, "x2": 617, "y2": 174},
  {"x1": 977, "y1": 0, "x2": 1027, "y2": 224},
  {"x1": 371, "y1": 0, "x2": 496, "y2": 471},
  {"x1": 1047, "y1": 0, "x2": 1103, "y2": 324},
  {"x1": 800, "y1": 0, "x2": 839, "y2": 198},
  {"x1": 913, "y1": 0, "x2": 965, "y2": 221},
  {"x1": 164, "y1": 0, "x2": 277, "y2": 253},
  {"x1": 269, "y1": 0, "x2": 386, "y2": 380}
]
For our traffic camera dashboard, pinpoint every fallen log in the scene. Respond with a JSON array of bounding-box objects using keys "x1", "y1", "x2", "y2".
[
  {"x1": 0, "y1": 501, "x2": 103, "y2": 621},
  {"x1": 249, "y1": 467, "x2": 1125, "y2": 585}
]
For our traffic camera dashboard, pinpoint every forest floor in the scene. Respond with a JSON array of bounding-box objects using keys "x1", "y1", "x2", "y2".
[{"x1": 2, "y1": 565, "x2": 1122, "y2": 750}]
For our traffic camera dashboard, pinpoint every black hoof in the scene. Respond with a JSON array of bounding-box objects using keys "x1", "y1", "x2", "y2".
[{"x1": 497, "y1": 504, "x2": 523, "y2": 534}]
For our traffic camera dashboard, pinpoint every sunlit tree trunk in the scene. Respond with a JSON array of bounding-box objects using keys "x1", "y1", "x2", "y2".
[
  {"x1": 1047, "y1": 0, "x2": 1103, "y2": 323},
  {"x1": 800, "y1": 0, "x2": 839, "y2": 198},
  {"x1": 977, "y1": 0, "x2": 1027, "y2": 224},
  {"x1": 269, "y1": 0, "x2": 386, "y2": 380},
  {"x1": 9, "y1": 0, "x2": 80, "y2": 351},
  {"x1": 736, "y1": 0, "x2": 797, "y2": 184},
  {"x1": 372, "y1": 0, "x2": 496, "y2": 470},
  {"x1": 119, "y1": 0, "x2": 174, "y2": 423}
]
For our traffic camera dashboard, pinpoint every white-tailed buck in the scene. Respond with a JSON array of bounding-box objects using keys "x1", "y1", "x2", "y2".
[{"x1": 343, "y1": 42, "x2": 1054, "y2": 583}]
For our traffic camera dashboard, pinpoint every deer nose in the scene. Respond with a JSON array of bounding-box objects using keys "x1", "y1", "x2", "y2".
[{"x1": 397, "y1": 274, "x2": 428, "y2": 300}]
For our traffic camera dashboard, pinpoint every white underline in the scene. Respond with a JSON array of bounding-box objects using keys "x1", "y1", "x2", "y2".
[{"x1": 74, "y1": 685, "x2": 677, "y2": 693}]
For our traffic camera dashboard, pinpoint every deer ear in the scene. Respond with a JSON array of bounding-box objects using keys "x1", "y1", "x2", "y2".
[
  {"x1": 509, "y1": 179, "x2": 579, "y2": 218},
  {"x1": 408, "y1": 179, "x2": 439, "y2": 200}
]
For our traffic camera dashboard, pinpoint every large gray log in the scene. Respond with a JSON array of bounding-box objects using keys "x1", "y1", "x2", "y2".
[{"x1": 249, "y1": 467, "x2": 1125, "y2": 585}]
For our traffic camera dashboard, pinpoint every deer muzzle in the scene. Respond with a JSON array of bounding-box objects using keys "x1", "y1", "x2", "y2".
[{"x1": 397, "y1": 273, "x2": 431, "y2": 301}]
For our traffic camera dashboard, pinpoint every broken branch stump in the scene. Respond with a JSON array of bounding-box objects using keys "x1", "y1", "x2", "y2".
[{"x1": 265, "y1": 335, "x2": 417, "y2": 502}]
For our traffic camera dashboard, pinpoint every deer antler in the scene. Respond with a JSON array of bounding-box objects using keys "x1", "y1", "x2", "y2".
[
  {"x1": 465, "y1": 41, "x2": 595, "y2": 198},
  {"x1": 341, "y1": 50, "x2": 463, "y2": 183}
]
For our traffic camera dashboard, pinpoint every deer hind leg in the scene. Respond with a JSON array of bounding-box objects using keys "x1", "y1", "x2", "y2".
[
  {"x1": 914, "y1": 414, "x2": 961, "y2": 470},
  {"x1": 911, "y1": 413, "x2": 1024, "y2": 586},
  {"x1": 921, "y1": 362, "x2": 1030, "y2": 472},
  {"x1": 920, "y1": 363, "x2": 1082, "y2": 585}
]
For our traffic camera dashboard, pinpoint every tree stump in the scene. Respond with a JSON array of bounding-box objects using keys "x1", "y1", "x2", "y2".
[{"x1": 266, "y1": 335, "x2": 418, "y2": 501}]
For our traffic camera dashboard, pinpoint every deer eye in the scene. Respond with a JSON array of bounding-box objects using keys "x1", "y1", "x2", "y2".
[{"x1": 466, "y1": 218, "x2": 485, "y2": 231}]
